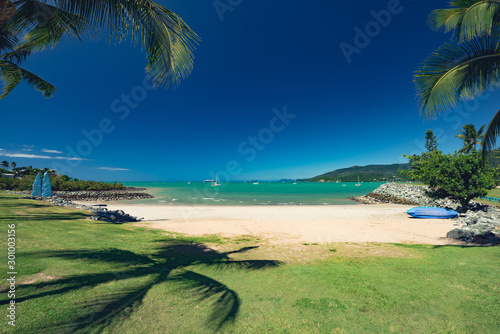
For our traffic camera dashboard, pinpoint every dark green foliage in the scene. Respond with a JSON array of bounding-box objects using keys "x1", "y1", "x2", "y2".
[
  {"x1": 0, "y1": 165, "x2": 125, "y2": 191},
  {"x1": 51, "y1": 177, "x2": 125, "y2": 191},
  {"x1": 425, "y1": 129, "x2": 438, "y2": 152},
  {"x1": 0, "y1": 176, "x2": 33, "y2": 191},
  {"x1": 305, "y1": 163, "x2": 411, "y2": 182},
  {"x1": 402, "y1": 150, "x2": 499, "y2": 212}
]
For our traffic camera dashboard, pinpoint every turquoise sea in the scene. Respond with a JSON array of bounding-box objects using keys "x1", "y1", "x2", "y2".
[{"x1": 122, "y1": 182, "x2": 384, "y2": 206}]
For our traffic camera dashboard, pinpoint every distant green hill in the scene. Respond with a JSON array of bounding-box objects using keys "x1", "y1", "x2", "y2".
[{"x1": 304, "y1": 163, "x2": 412, "y2": 182}]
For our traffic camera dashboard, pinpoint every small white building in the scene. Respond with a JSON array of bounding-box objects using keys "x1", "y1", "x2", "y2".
[{"x1": 2, "y1": 173, "x2": 15, "y2": 179}]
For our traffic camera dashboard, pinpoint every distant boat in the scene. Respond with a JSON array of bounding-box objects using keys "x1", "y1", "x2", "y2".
[
  {"x1": 253, "y1": 181, "x2": 259, "y2": 185},
  {"x1": 355, "y1": 176, "x2": 361, "y2": 186},
  {"x1": 212, "y1": 175, "x2": 221, "y2": 187},
  {"x1": 293, "y1": 180, "x2": 297, "y2": 185},
  {"x1": 203, "y1": 179, "x2": 215, "y2": 183}
]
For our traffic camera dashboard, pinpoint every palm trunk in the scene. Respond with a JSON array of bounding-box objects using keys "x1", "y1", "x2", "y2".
[{"x1": 0, "y1": 0, "x2": 16, "y2": 25}]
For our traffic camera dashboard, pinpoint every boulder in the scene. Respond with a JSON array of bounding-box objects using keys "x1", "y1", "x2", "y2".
[{"x1": 447, "y1": 229, "x2": 467, "y2": 240}]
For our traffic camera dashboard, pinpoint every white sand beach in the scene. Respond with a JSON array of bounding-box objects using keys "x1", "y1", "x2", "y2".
[{"x1": 78, "y1": 202, "x2": 462, "y2": 245}]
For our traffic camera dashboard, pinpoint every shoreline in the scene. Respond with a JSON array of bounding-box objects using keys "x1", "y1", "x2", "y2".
[{"x1": 73, "y1": 201, "x2": 463, "y2": 246}]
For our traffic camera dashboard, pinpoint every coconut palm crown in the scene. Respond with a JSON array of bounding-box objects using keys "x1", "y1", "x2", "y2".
[
  {"x1": 455, "y1": 123, "x2": 486, "y2": 153},
  {"x1": 427, "y1": 0, "x2": 500, "y2": 39},
  {"x1": 0, "y1": 0, "x2": 199, "y2": 99},
  {"x1": 415, "y1": 0, "x2": 500, "y2": 161}
]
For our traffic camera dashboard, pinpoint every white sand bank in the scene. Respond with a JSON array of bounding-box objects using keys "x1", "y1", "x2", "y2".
[{"x1": 77, "y1": 202, "x2": 462, "y2": 245}]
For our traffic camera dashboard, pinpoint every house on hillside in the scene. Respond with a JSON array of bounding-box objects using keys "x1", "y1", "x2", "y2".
[{"x1": 2, "y1": 173, "x2": 15, "y2": 179}]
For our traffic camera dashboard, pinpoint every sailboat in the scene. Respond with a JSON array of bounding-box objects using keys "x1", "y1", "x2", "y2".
[
  {"x1": 355, "y1": 176, "x2": 361, "y2": 186},
  {"x1": 212, "y1": 174, "x2": 221, "y2": 186}
]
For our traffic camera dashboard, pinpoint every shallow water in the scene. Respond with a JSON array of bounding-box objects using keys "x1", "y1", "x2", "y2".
[{"x1": 121, "y1": 181, "x2": 384, "y2": 206}]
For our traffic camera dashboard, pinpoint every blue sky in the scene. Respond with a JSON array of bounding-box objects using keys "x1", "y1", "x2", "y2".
[{"x1": 1, "y1": 0, "x2": 498, "y2": 181}]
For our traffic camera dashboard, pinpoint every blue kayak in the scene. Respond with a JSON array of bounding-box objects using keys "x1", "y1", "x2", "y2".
[{"x1": 407, "y1": 207, "x2": 459, "y2": 219}]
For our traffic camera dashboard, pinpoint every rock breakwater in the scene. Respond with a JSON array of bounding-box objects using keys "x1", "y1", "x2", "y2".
[
  {"x1": 351, "y1": 183, "x2": 500, "y2": 244},
  {"x1": 54, "y1": 189, "x2": 154, "y2": 201},
  {"x1": 22, "y1": 196, "x2": 143, "y2": 223}
]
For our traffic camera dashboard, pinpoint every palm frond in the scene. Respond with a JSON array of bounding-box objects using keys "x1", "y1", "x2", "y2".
[
  {"x1": 429, "y1": 0, "x2": 500, "y2": 39},
  {"x1": 0, "y1": 60, "x2": 56, "y2": 99},
  {"x1": 414, "y1": 32, "x2": 500, "y2": 118},
  {"x1": 0, "y1": 27, "x2": 18, "y2": 52},
  {"x1": 478, "y1": 124, "x2": 486, "y2": 136},
  {"x1": 52, "y1": 0, "x2": 200, "y2": 88},
  {"x1": 0, "y1": 61, "x2": 21, "y2": 98},
  {"x1": 7, "y1": 0, "x2": 85, "y2": 52},
  {"x1": 1, "y1": 48, "x2": 31, "y2": 64},
  {"x1": 482, "y1": 108, "x2": 500, "y2": 156},
  {"x1": 428, "y1": 7, "x2": 466, "y2": 33}
]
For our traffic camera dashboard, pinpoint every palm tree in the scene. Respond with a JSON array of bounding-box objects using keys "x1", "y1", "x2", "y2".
[
  {"x1": 9, "y1": 161, "x2": 15, "y2": 169},
  {"x1": 1, "y1": 160, "x2": 8, "y2": 168},
  {"x1": 415, "y1": 1, "x2": 500, "y2": 161},
  {"x1": 455, "y1": 124, "x2": 485, "y2": 153},
  {"x1": 0, "y1": 0, "x2": 199, "y2": 99}
]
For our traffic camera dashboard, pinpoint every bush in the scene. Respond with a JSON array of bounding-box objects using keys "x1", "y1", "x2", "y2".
[{"x1": 402, "y1": 150, "x2": 499, "y2": 212}]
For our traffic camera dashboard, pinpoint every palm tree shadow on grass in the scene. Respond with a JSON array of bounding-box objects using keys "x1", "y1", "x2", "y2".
[
  {"x1": 0, "y1": 196, "x2": 51, "y2": 209},
  {"x1": 1, "y1": 212, "x2": 90, "y2": 222},
  {"x1": 9, "y1": 239, "x2": 281, "y2": 332}
]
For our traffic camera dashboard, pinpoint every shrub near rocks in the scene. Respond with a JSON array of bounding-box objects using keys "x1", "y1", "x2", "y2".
[{"x1": 402, "y1": 150, "x2": 498, "y2": 212}]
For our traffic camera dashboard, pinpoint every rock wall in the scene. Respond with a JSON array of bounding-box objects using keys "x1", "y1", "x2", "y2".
[
  {"x1": 352, "y1": 183, "x2": 500, "y2": 244},
  {"x1": 22, "y1": 196, "x2": 143, "y2": 223},
  {"x1": 54, "y1": 189, "x2": 154, "y2": 201}
]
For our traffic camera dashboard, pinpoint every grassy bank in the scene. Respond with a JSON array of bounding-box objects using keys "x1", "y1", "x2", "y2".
[
  {"x1": 476, "y1": 188, "x2": 500, "y2": 207},
  {"x1": 0, "y1": 194, "x2": 499, "y2": 333}
]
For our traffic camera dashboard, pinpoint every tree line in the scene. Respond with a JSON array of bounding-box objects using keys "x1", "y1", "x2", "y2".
[{"x1": 0, "y1": 164, "x2": 125, "y2": 191}]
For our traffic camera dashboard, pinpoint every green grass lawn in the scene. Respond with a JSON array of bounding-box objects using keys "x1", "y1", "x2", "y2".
[
  {"x1": 1, "y1": 194, "x2": 499, "y2": 333},
  {"x1": 475, "y1": 188, "x2": 500, "y2": 207}
]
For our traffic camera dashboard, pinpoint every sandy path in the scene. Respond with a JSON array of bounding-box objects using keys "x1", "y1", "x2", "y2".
[{"x1": 78, "y1": 202, "x2": 461, "y2": 245}]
